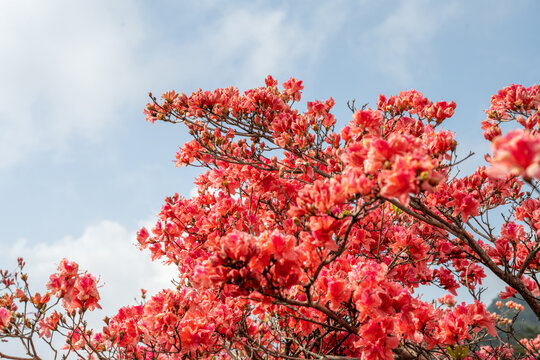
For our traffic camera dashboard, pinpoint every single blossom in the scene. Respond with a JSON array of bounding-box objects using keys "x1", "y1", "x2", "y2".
[
  {"x1": 487, "y1": 129, "x2": 540, "y2": 179},
  {"x1": 0, "y1": 307, "x2": 11, "y2": 328}
]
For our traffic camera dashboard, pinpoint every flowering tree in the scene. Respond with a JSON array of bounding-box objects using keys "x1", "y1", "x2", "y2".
[{"x1": 1, "y1": 77, "x2": 540, "y2": 359}]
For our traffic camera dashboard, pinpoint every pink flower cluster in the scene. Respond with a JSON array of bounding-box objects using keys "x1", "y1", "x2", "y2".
[
  {"x1": 483, "y1": 84, "x2": 540, "y2": 180},
  {"x1": 487, "y1": 129, "x2": 540, "y2": 179},
  {"x1": 521, "y1": 333, "x2": 540, "y2": 354},
  {"x1": 82, "y1": 288, "x2": 244, "y2": 358},
  {"x1": 37, "y1": 310, "x2": 60, "y2": 338},
  {"x1": 337, "y1": 91, "x2": 456, "y2": 204},
  {"x1": 434, "y1": 301, "x2": 496, "y2": 346},
  {"x1": 378, "y1": 89, "x2": 456, "y2": 124},
  {"x1": 46, "y1": 258, "x2": 101, "y2": 312},
  {"x1": 0, "y1": 306, "x2": 11, "y2": 329}
]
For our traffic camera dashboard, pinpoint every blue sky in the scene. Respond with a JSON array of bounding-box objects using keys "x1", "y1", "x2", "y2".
[{"x1": 1, "y1": 0, "x2": 539, "y2": 325}]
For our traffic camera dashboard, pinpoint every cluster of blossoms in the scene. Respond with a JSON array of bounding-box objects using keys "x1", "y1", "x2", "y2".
[
  {"x1": 46, "y1": 258, "x2": 101, "y2": 312},
  {"x1": 520, "y1": 333, "x2": 540, "y2": 354},
  {"x1": 482, "y1": 84, "x2": 540, "y2": 180},
  {"x1": 0, "y1": 258, "x2": 103, "y2": 359},
  {"x1": 2, "y1": 78, "x2": 540, "y2": 359},
  {"x1": 0, "y1": 296, "x2": 14, "y2": 330}
]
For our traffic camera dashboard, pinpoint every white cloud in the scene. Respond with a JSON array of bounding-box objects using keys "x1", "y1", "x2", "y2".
[
  {"x1": 186, "y1": 2, "x2": 345, "y2": 88},
  {"x1": 171, "y1": 1, "x2": 346, "y2": 88},
  {"x1": 0, "y1": 1, "x2": 346, "y2": 169},
  {"x1": 0, "y1": 0, "x2": 147, "y2": 168},
  {"x1": 360, "y1": 0, "x2": 459, "y2": 83},
  {"x1": 1, "y1": 219, "x2": 176, "y2": 329}
]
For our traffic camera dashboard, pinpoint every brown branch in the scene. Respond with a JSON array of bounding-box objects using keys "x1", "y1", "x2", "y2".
[
  {"x1": 385, "y1": 196, "x2": 540, "y2": 320},
  {"x1": 517, "y1": 241, "x2": 540, "y2": 278},
  {"x1": 0, "y1": 352, "x2": 40, "y2": 360},
  {"x1": 274, "y1": 297, "x2": 358, "y2": 335}
]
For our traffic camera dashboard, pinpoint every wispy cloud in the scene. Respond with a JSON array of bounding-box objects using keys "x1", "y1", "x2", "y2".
[
  {"x1": 184, "y1": 2, "x2": 346, "y2": 88},
  {"x1": 0, "y1": 0, "x2": 147, "y2": 168},
  {"x1": 0, "y1": 1, "x2": 345, "y2": 169},
  {"x1": 360, "y1": 0, "x2": 459, "y2": 83}
]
